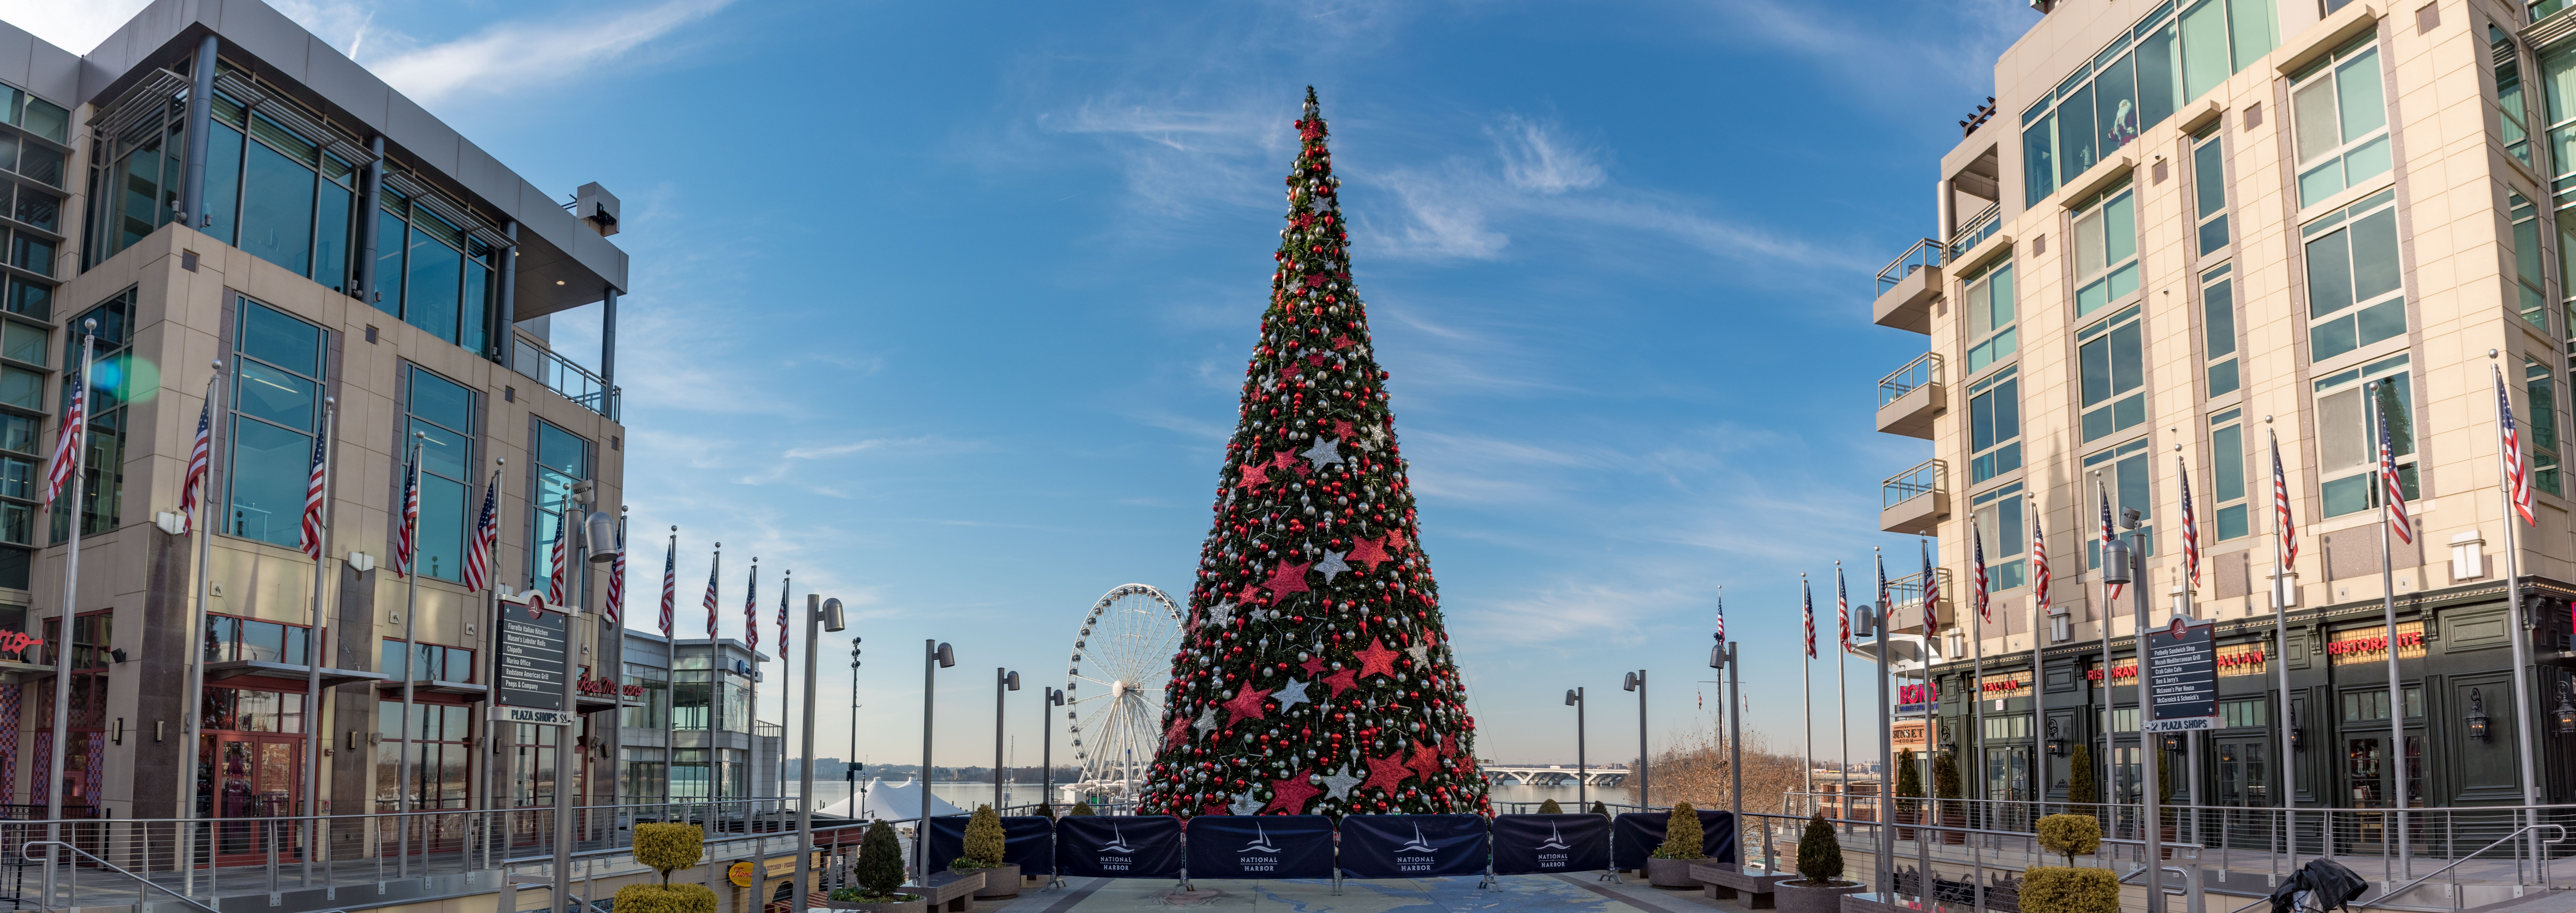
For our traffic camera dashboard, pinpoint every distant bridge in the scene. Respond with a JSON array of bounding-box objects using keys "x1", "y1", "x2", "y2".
[{"x1": 1478, "y1": 764, "x2": 1628, "y2": 786}]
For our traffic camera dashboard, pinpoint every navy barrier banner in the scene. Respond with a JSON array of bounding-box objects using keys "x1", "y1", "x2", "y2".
[
  {"x1": 1611, "y1": 811, "x2": 1737, "y2": 871},
  {"x1": 1337, "y1": 814, "x2": 1490, "y2": 879},
  {"x1": 1056, "y1": 815, "x2": 1183, "y2": 879},
  {"x1": 1184, "y1": 814, "x2": 1334, "y2": 879},
  {"x1": 925, "y1": 815, "x2": 1057, "y2": 875},
  {"x1": 1492, "y1": 813, "x2": 1610, "y2": 875}
]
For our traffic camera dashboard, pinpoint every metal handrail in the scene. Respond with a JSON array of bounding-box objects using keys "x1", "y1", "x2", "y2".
[
  {"x1": 1878, "y1": 238, "x2": 1943, "y2": 296},
  {"x1": 21, "y1": 839, "x2": 222, "y2": 913},
  {"x1": 1878, "y1": 352, "x2": 1943, "y2": 408},
  {"x1": 2371, "y1": 824, "x2": 2566, "y2": 903},
  {"x1": 1948, "y1": 204, "x2": 2003, "y2": 260},
  {"x1": 1882, "y1": 459, "x2": 1946, "y2": 510}
]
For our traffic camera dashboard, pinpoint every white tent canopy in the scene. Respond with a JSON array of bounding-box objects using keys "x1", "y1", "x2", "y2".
[{"x1": 816, "y1": 777, "x2": 964, "y2": 821}]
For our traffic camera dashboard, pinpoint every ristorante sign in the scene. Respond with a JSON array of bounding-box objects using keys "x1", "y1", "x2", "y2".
[{"x1": 2327, "y1": 622, "x2": 2426, "y2": 666}]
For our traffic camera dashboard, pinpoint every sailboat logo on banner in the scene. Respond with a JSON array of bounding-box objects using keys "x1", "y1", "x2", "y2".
[
  {"x1": 1241, "y1": 824, "x2": 1280, "y2": 854},
  {"x1": 1398, "y1": 823, "x2": 1437, "y2": 854},
  {"x1": 1536, "y1": 822, "x2": 1573, "y2": 851},
  {"x1": 1100, "y1": 822, "x2": 1135, "y2": 854}
]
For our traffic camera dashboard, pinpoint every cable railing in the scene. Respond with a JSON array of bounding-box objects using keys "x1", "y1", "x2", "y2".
[
  {"x1": 1879, "y1": 352, "x2": 1942, "y2": 408},
  {"x1": 513, "y1": 334, "x2": 621, "y2": 421},
  {"x1": 1882, "y1": 459, "x2": 1946, "y2": 511},
  {"x1": 1948, "y1": 204, "x2": 2003, "y2": 260},
  {"x1": 1877, "y1": 238, "x2": 1943, "y2": 297}
]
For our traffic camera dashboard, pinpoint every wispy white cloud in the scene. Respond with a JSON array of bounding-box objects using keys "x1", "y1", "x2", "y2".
[
  {"x1": 365, "y1": 0, "x2": 731, "y2": 104},
  {"x1": 1491, "y1": 116, "x2": 1604, "y2": 195},
  {"x1": 0, "y1": 0, "x2": 148, "y2": 55}
]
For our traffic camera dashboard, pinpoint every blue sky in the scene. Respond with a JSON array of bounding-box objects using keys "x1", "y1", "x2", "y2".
[{"x1": 14, "y1": 0, "x2": 2041, "y2": 768}]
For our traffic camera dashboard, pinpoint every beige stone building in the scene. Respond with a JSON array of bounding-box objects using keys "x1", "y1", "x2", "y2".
[{"x1": 1874, "y1": 0, "x2": 2576, "y2": 815}]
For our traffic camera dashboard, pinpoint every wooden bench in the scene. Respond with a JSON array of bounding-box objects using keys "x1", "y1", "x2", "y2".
[
  {"x1": 1691, "y1": 863, "x2": 1794, "y2": 908},
  {"x1": 900, "y1": 870, "x2": 986, "y2": 912}
]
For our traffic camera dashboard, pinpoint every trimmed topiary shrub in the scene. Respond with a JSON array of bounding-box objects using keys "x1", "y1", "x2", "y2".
[
  {"x1": 954, "y1": 804, "x2": 1006, "y2": 870},
  {"x1": 1652, "y1": 802, "x2": 1704, "y2": 859},
  {"x1": 1068, "y1": 802, "x2": 1096, "y2": 817},
  {"x1": 1794, "y1": 812, "x2": 1844, "y2": 884},
  {"x1": 633, "y1": 822, "x2": 703, "y2": 884},
  {"x1": 614, "y1": 883, "x2": 716, "y2": 913},
  {"x1": 854, "y1": 820, "x2": 907, "y2": 898},
  {"x1": 1036, "y1": 803, "x2": 1057, "y2": 820},
  {"x1": 2020, "y1": 866, "x2": 2120, "y2": 913},
  {"x1": 2036, "y1": 814, "x2": 2101, "y2": 866},
  {"x1": 2067, "y1": 744, "x2": 2098, "y2": 808},
  {"x1": 1590, "y1": 801, "x2": 1609, "y2": 817},
  {"x1": 1538, "y1": 799, "x2": 1563, "y2": 814},
  {"x1": 1894, "y1": 749, "x2": 1923, "y2": 814}
]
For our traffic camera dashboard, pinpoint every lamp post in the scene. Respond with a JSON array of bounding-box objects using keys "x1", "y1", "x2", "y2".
[
  {"x1": 1711, "y1": 636, "x2": 1745, "y2": 867},
  {"x1": 1040, "y1": 687, "x2": 1065, "y2": 815},
  {"x1": 1623, "y1": 670, "x2": 1647, "y2": 809},
  {"x1": 1564, "y1": 687, "x2": 1586, "y2": 810},
  {"x1": 793, "y1": 597, "x2": 847, "y2": 912},
  {"x1": 919, "y1": 640, "x2": 954, "y2": 881},
  {"x1": 995, "y1": 668, "x2": 1021, "y2": 810},
  {"x1": 1858, "y1": 602, "x2": 1892, "y2": 898},
  {"x1": 849, "y1": 639, "x2": 863, "y2": 810},
  {"x1": 2106, "y1": 511, "x2": 2164, "y2": 913}
]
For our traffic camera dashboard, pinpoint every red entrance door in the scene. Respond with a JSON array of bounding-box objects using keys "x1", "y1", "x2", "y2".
[{"x1": 205, "y1": 734, "x2": 303, "y2": 866}]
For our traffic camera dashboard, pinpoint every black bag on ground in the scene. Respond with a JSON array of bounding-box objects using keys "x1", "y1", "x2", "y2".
[{"x1": 2268, "y1": 858, "x2": 2369, "y2": 913}]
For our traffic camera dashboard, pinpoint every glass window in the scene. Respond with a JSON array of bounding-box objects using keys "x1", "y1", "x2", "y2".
[
  {"x1": 1964, "y1": 260, "x2": 2018, "y2": 374},
  {"x1": 203, "y1": 121, "x2": 243, "y2": 246},
  {"x1": 1971, "y1": 482, "x2": 2030, "y2": 591},
  {"x1": 2086, "y1": 437, "x2": 2156, "y2": 568},
  {"x1": 2073, "y1": 184, "x2": 2140, "y2": 318},
  {"x1": 2210, "y1": 409, "x2": 2251, "y2": 540},
  {"x1": 2531, "y1": 355, "x2": 2562, "y2": 496},
  {"x1": 201, "y1": 614, "x2": 310, "y2": 666},
  {"x1": 226, "y1": 299, "x2": 323, "y2": 547},
  {"x1": 2079, "y1": 305, "x2": 2148, "y2": 441},
  {"x1": 2302, "y1": 189, "x2": 2405, "y2": 362},
  {"x1": 2516, "y1": 191, "x2": 2552, "y2": 332},
  {"x1": 2292, "y1": 40, "x2": 2391, "y2": 208},
  {"x1": 379, "y1": 639, "x2": 473, "y2": 681},
  {"x1": 2314, "y1": 354, "x2": 2416, "y2": 517},
  {"x1": 374, "y1": 206, "x2": 406, "y2": 317},
  {"x1": 406, "y1": 369, "x2": 475, "y2": 582},
  {"x1": 2194, "y1": 129, "x2": 2231, "y2": 255},
  {"x1": 1970, "y1": 366, "x2": 2022, "y2": 484},
  {"x1": 2024, "y1": 0, "x2": 2278, "y2": 204},
  {"x1": 2499, "y1": 27, "x2": 2534, "y2": 166},
  {"x1": 528, "y1": 421, "x2": 592, "y2": 589},
  {"x1": 622, "y1": 664, "x2": 670, "y2": 730},
  {"x1": 406, "y1": 223, "x2": 464, "y2": 345},
  {"x1": 239, "y1": 140, "x2": 315, "y2": 276},
  {"x1": 2203, "y1": 264, "x2": 2240, "y2": 396},
  {"x1": 1, "y1": 322, "x2": 44, "y2": 367},
  {"x1": 53, "y1": 294, "x2": 133, "y2": 541}
]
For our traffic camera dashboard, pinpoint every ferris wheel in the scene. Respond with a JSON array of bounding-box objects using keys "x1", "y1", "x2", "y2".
[{"x1": 1065, "y1": 584, "x2": 1184, "y2": 793}]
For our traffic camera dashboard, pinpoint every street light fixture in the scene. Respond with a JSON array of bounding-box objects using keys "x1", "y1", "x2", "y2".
[
  {"x1": 1564, "y1": 687, "x2": 1586, "y2": 810},
  {"x1": 2555, "y1": 681, "x2": 2576, "y2": 736},
  {"x1": 791, "y1": 597, "x2": 847, "y2": 909},
  {"x1": 919, "y1": 640, "x2": 954, "y2": 881},
  {"x1": 2467, "y1": 688, "x2": 2493, "y2": 742},
  {"x1": 1040, "y1": 687, "x2": 1066, "y2": 817},
  {"x1": 1622, "y1": 670, "x2": 1647, "y2": 809},
  {"x1": 997, "y1": 668, "x2": 1022, "y2": 809}
]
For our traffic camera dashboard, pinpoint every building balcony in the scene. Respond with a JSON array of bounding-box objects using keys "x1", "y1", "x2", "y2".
[
  {"x1": 1885, "y1": 569, "x2": 1955, "y2": 634},
  {"x1": 514, "y1": 332, "x2": 622, "y2": 421},
  {"x1": 1881, "y1": 459, "x2": 1948, "y2": 535},
  {"x1": 1876, "y1": 352, "x2": 1945, "y2": 439},
  {"x1": 1873, "y1": 239, "x2": 1942, "y2": 334},
  {"x1": 1945, "y1": 204, "x2": 2002, "y2": 261}
]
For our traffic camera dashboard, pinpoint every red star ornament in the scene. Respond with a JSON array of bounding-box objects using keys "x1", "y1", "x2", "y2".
[
  {"x1": 1361, "y1": 752, "x2": 1413, "y2": 794},
  {"x1": 1353, "y1": 638, "x2": 1401, "y2": 680},
  {"x1": 1439, "y1": 734, "x2": 1460, "y2": 758},
  {"x1": 1347, "y1": 535, "x2": 1391, "y2": 571},
  {"x1": 1204, "y1": 803, "x2": 1230, "y2": 817},
  {"x1": 1264, "y1": 560, "x2": 1312, "y2": 597},
  {"x1": 1300, "y1": 655, "x2": 1327, "y2": 676},
  {"x1": 1265, "y1": 770, "x2": 1324, "y2": 815},
  {"x1": 1408, "y1": 741, "x2": 1443, "y2": 781},
  {"x1": 1222, "y1": 683, "x2": 1275, "y2": 725},
  {"x1": 1332, "y1": 419, "x2": 1355, "y2": 438},
  {"x1": 1321, "y1": 667, "x2": 1359, "y2": 697},
  {"x1": 1305, "y1": 353, "x2": 1327, "y2": 368},
  {"x1": 1331, "y1": 335, "x2": 1354, "y2": 350},
  {"x1": 1163, "y1": 714, "x2": 1193, "y2": 751},
  {"x1": 1271, "y1": 449, "x2": 1300, "y2": 470},
  {"x1": 1237, "y1": 462, "x2": 1271, "y2": 489}
]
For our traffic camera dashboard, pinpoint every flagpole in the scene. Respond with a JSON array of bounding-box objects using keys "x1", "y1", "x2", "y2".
[
  {"x1": 300, "y1": 398, "x2": 336, "y2": 886},
  {"x1": 1970, "y1": 548, "x2": 1984, "y2": 859},
  {"x1": 2028, "y1": 493, "x2": 2046, "y2": 820},
  {"x1": 1835, "y1": 563, "x2": 1849, "y2": 834},
  {"x1": 705, "y1": 545, "x2": 721, "y2": 827},
  {"x1": 2176, "y1": 446, "x2": 2201, "y2": 842},
  {"x1": 396, "y1": 432, "x2": 425, "y2": 878},
  {"x1": 665, "y1": 527, "x2": 678, "y2": 820},
  {"x1": 779, "y1": 569, "x2": 793, "y2": 812},
  {"x1": 2370, "y1": 380, "x2": 2409, "y2": 879},
  {"x1": 2490, "y1": 357, "x2": 2543, "y2": 874},
  {"x1": 1801, "y1": 573, "x2": 1812, "y2": 804},
  {"x1": 2093, "y1": 473, "x2": 2114, "y2": 827},
  {"x1": 2268, "y1": 422, "x2": 2298, "y2": 865},
  {"x1": 477, "y1": 463, "x2": 503, "y2": 870},
  {"x1": 179, "y1": 361, "x2": 224, "y2": 896}
]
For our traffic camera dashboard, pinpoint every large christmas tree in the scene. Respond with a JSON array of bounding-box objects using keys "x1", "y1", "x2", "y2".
[{"x1": 1140, "y1": 89, "x2": 1488, "y2": 818}]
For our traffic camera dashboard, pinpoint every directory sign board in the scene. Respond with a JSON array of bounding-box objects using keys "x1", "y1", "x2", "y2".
[
  {"x1": 2143, "y1": 617, "x2": 2219, "y2": 733},
  {"x1": 494, "y1": 592, "x2": 572, "y2": 725}
]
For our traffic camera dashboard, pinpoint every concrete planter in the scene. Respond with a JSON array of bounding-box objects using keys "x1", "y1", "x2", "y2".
[
  {"x1": 1775, "y1": 879, "x2": 1864, "y2": 913},
  {"x1": 957, "y1": 863, "x2": 1020, "y2": 899},
  {"x1": 1646, "y1": 856, "x2": 1714, "y2": 890}
]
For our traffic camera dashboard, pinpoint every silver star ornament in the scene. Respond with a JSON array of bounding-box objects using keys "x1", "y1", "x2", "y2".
[
  {"x1": 1274, "y1": 677, "x2": 1313, "y2": 712},
  {"x1": 1303, "y1": 436, "x2": 1344, "y2": 469},
  {"x1": 1318, "y1": 767, "x2": 1364, "y2": 801},
  {"x1": 1230, "y1": 790, "x2": 1265, "y2": 816},
  {"x1": 1316, "y1": 550, "x2": 1351, "y2": 582}
]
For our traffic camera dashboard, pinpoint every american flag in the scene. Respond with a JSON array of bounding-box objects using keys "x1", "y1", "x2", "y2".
[
  {"x1": 176, "y1": 393, "x2": 212, "y2": 534},
  {"x1": 2272, "y1": 431, "x2": 2299, "y2": 565},
  {"x1": 545, "y1": 519, "x2": 570, "y2": 606},
  {"x1": 1919, "y1": 538, "x2": 1940, "y2": 630},
  {"x1": 394, "y1": 450, "x2": 419, "y2": 579},
  {"x1": 1834, "y1": 564, "x2": 1850, "y2": 648},
  {"x1": 776, "y1": 571, "x2": 791, "y2": 660},
  {"x1": 1714, "y1": 591, "x2": 1724, "y2": 645},
  {"x1": 1800, "y1": 576, "x2": 1815, "y2": 658},
  {"x1": 464, "y1": 472, "x2": 498, "y2": 593},
  {"x1": 743, "y1": 563, "x2": 761, "y2": 652},
  {"x1": 604, "y1": 525, "x2": 627, "y2": 624},
  {"x1": 1874, "y1": 551, "x2": 1888, "y2": 623},
  {"x1": 2031, "y1": 500, "x2": 2051, "y2": 620},
  {"x1": 659, "y1": 534, "x2": 678, "y2": 638},
  {"x1": 1972, "y1": 523, "x2": 1990, "y2": 624},
  {"x1": 2098, "y1": 482, "x2": 2122, "y2": 600},
  {"x1": 2499, "y1": 367, "x2": 2537, "y2": 526},
  {"x1": 702, "y1": 553, "x2": 721, "y2": 641},
  {"x1": 43, "y1": 372, "x2": 83, "y2": 510},
  {"x1": 297, "y1": 425, "x2": 328, "y2": 561},
  {"x1": 2379, "y1": 392, "x2": 2413, "y2": 545},
  {"x1": 2179, "y1": 456, "x2": 2201, "y2": 590}
]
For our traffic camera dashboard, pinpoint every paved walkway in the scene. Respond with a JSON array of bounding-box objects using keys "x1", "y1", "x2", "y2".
[{"x1": 962, "y1": 875, "x2": 1733, "y2": 913}]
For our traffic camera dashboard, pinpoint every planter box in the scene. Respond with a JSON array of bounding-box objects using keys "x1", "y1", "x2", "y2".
[
  {"x1": 1646, "y1": 856, "x2": 1714, "y2": 890},
  {"x1": 1774, "y1": 879, "x2": 1864, "y2": 913},
  {"x1": 1890, "y1": 810, "x2": 1918, "y2": 842},
  {"x1": 823, "y1": 897, "x2": 928, "y2": 913},
  {"x1": 1691, "y1": 863, "x2": 1794, "y2": 908},
  {"x1": 898, "y1": 871, "x2": 983, "y2": 913},
  {"x1": 955, "y1": 863, "x2": 1020, "y2": 900}
]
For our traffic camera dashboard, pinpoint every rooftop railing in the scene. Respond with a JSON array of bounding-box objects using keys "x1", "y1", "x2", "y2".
[
  {"x1": 1946, "y1": 203, "x2": 2002, "y2": 260},
  {"x1": 1882, "y1": 459, "x2": 1946, "y2": 511},
  {"x1": 514, "y1": 335, "x2": 621, "y2": 421},
  {"x1": 1878, "y1": 353, "x2": 1943, "y2": 409},
  {"x1": 1877, "y1": 238, "x2": 1943, "y2": 297}
]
